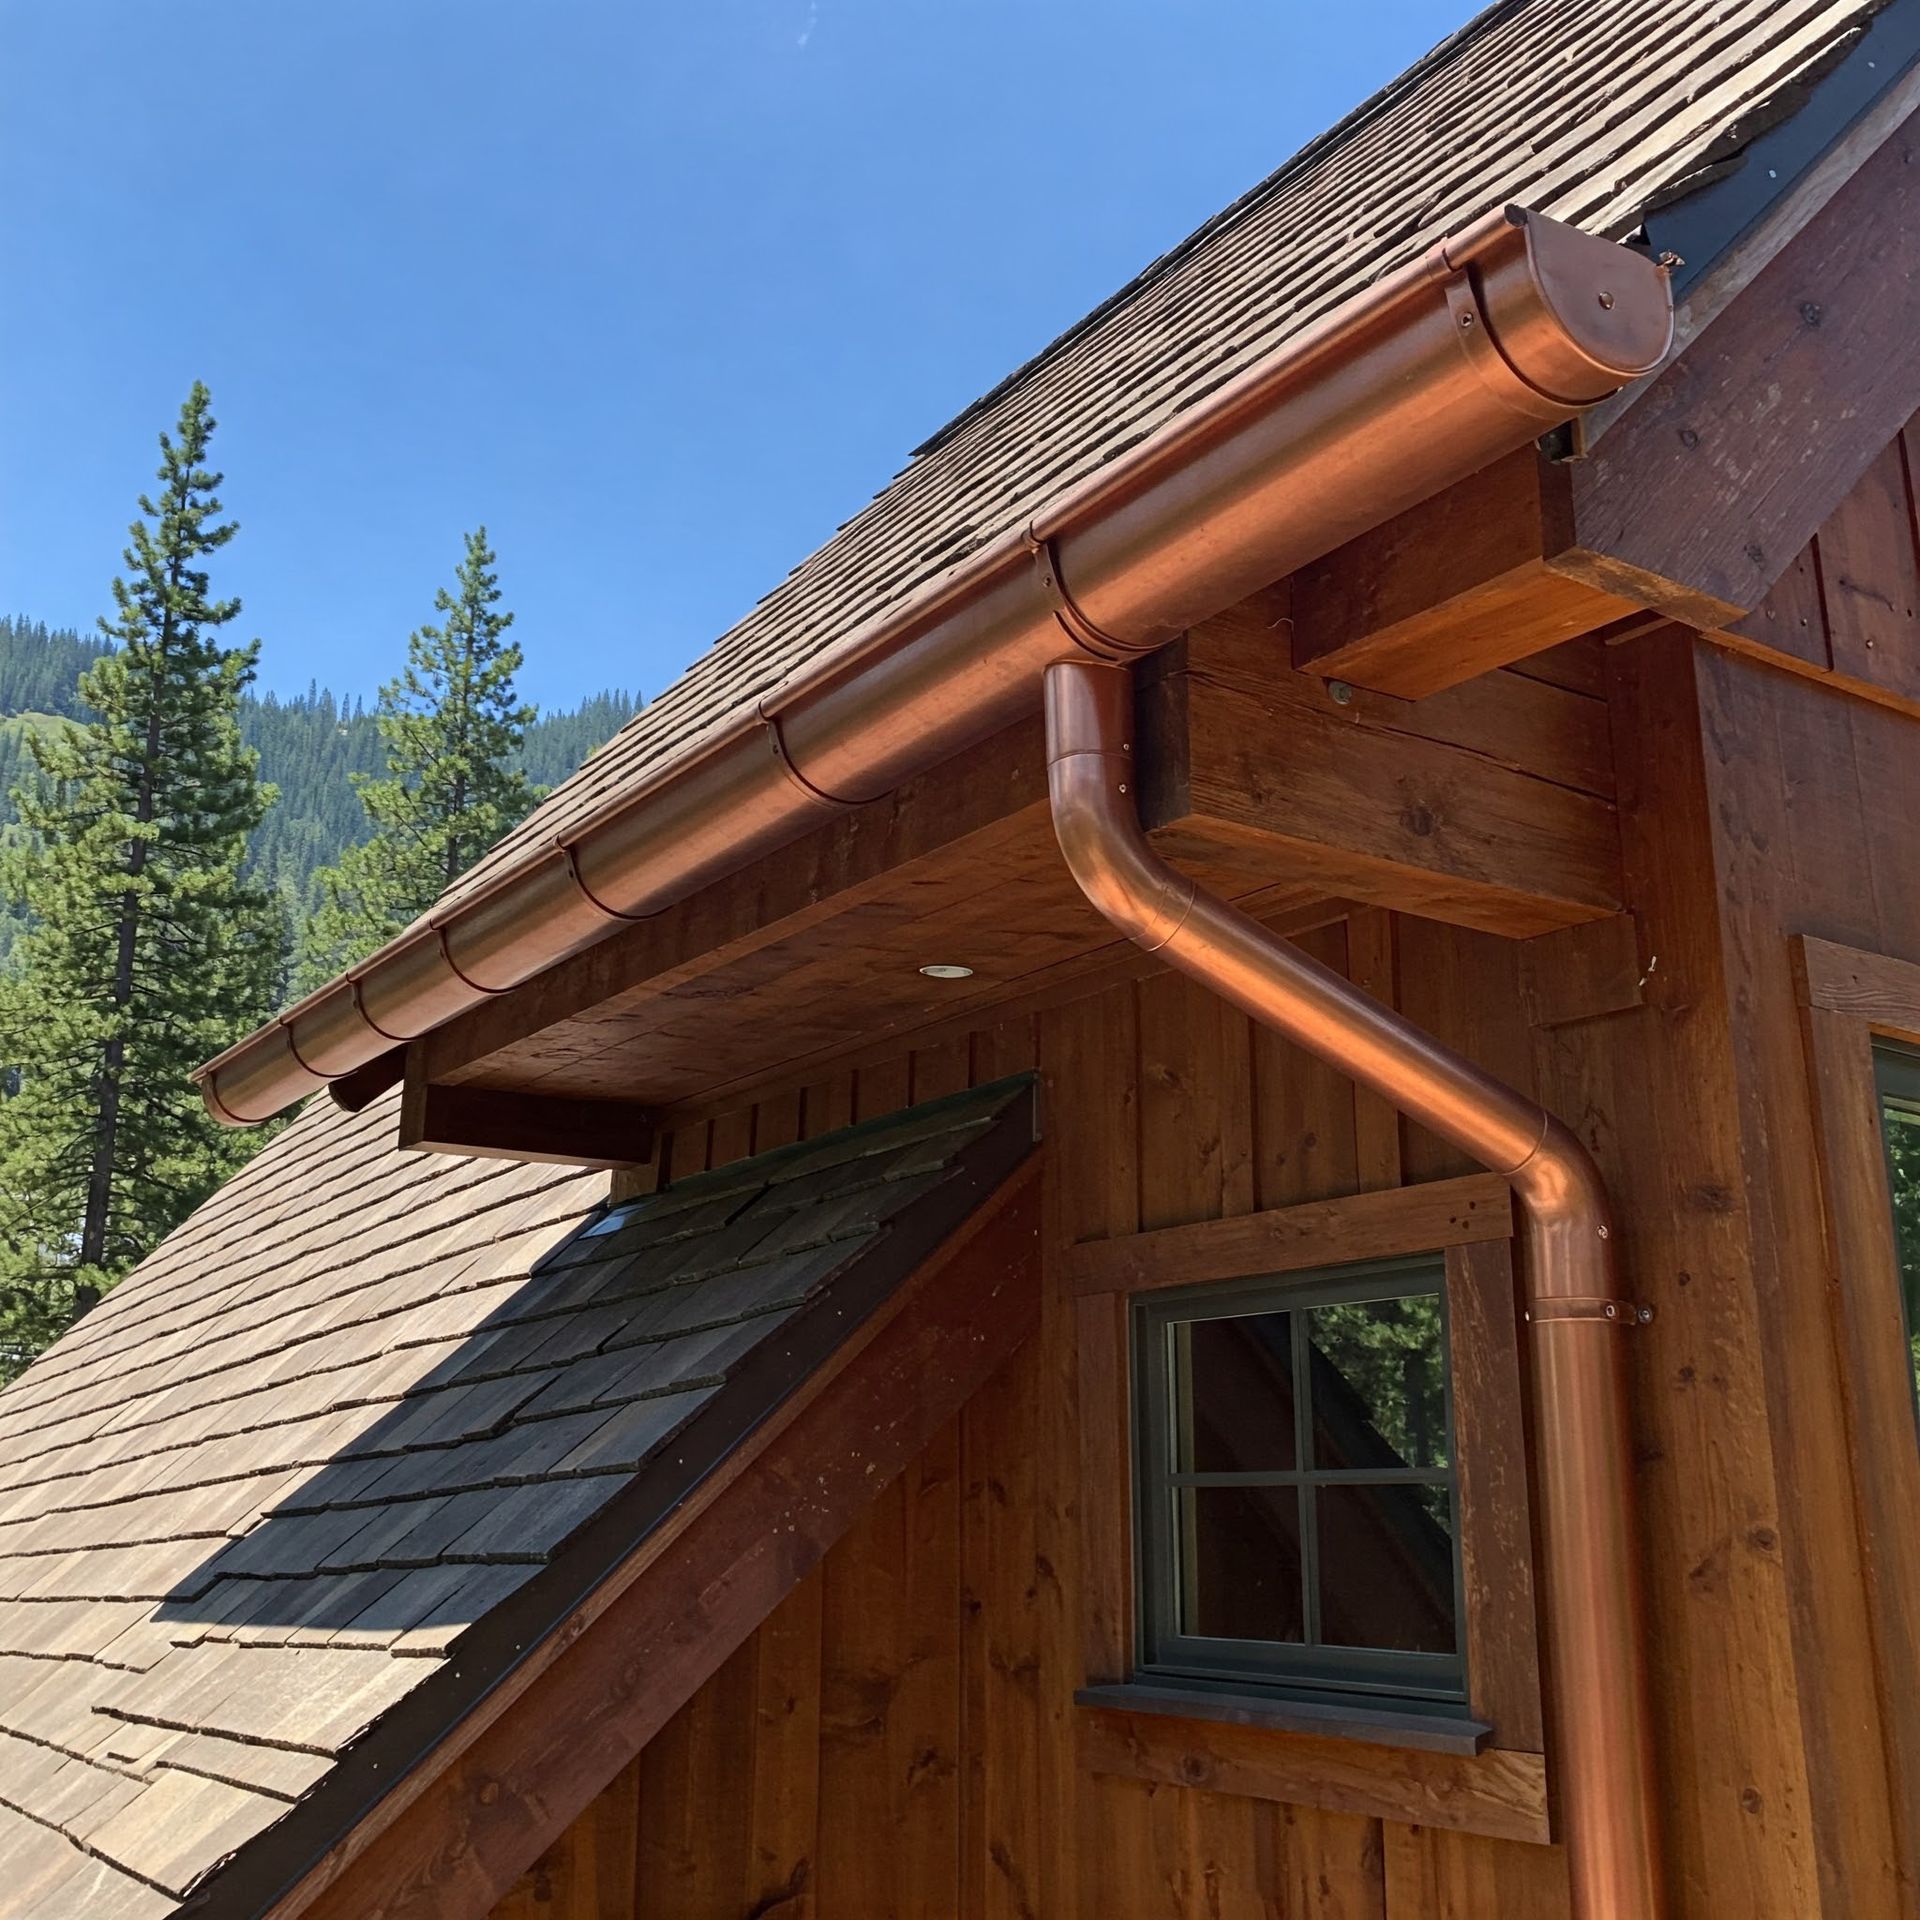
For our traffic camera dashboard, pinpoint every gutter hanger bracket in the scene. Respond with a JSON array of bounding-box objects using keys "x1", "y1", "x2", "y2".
[
  {"x1": 556, "y1": 840, "x2": 667, "y2": 927},
  {"x1": 350, "y1": 971, "x2": 415, "y2": 1044},
  {"x1": 1025, "y1": 528, "x2": 1137, "y2": 661},
  {"x1": 435, "y1": 922, "x2": 515, "y2": 997},
  {"x1": 759, "y1": 703, "x2": 864, "y2": 812}
]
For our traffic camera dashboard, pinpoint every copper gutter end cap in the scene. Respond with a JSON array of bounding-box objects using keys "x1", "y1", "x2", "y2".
[{"x1": 1450, "y1": 204, "x2": 1674, "y2": 394}]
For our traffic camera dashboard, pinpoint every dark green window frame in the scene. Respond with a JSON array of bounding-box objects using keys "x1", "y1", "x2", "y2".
[
  {"x1": 1873, "y1": 1037, "x2": 1920, "y2": 1434},
  {"x1": 1131, "y1": 1252, "x2": 1467, "y2": 1708}
]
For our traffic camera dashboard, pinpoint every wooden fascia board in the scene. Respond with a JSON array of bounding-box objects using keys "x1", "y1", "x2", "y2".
[
  {"x1": 220, "y1": 1102, "x2": 1041, "y2": 1920},
  {"x1": 1292, "y1": 102, "x2": 1920, "y2": 700}
]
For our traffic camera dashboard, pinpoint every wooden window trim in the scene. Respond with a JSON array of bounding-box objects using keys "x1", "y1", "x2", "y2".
[
  {"x1": 1793, "y1": 934, "x2": 1920, "y2": 1868},
  {"x1": 1071, "y1": 1171, "x2": 1551, "y2": 1845},
  {"x1": 1130, "y1": 1257, "x2": 1469, "y2": 1704}
]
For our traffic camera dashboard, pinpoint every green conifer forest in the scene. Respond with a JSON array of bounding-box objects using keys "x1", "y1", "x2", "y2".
[
  {"x1": 0, "y1": 618, "x2": 634, "y2": 917},
  {"x1": 0, "y1": 385, "x2": 640, "y2": 1371}
]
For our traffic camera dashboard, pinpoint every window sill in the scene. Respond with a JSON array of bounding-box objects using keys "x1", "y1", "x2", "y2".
[
  {"x1": 1074, "y1": 1684, "x2": 1547, "y2": 1844},
  {"x1": 1074, "y1": 1681, "x2": 1493, "y2": 1756}
]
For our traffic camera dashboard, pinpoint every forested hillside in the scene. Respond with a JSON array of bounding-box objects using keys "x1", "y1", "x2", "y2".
[{"x1": 0, "y1": 616, "x2": 636, "y2": 902}]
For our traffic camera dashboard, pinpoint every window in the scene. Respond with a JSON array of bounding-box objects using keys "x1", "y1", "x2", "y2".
[
  {"x1": 1132, "y1": 1254, "x2": 1465, "y2": 1708},
  {"x1": 1874, "y1": 1039, "x2": 1920, "y2": 1424}
]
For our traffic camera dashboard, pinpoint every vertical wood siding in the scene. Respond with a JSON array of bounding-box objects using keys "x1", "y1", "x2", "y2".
[
  {"x1": 491, "y1": 919, "x2": 1570, "y2": 1920},
  {"x1": 489, "y1": 424, "x2": 1920, "y2": 1918}
]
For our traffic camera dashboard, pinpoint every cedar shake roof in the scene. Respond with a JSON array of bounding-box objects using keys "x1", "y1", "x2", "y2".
[
  {"x1": 0, "y1": 1079, "x2": 1036, "y2": 1916},
  {"x1": 1, "y1": 2, "x2": 1910, "y2": 1910},
  {"x1": 443, "y1": 0, "x2": 1896, "y2": 913}
]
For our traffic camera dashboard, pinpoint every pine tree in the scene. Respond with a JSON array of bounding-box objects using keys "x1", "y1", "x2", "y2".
[
  {"x1": 300, "y1": 529, "x2": 538, "y2": 989},
  {"x1": 0, "y1": 384, "x2": 282, "y2": 1368}
]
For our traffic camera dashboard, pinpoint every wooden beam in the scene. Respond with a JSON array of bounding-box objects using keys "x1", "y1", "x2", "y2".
[
  {"x1": 326, "y1": 1046, "x2": 406, "y2": 1115},
  {"x1": 399, "y1": 1064, "x2": 655, "y2": 1169},
  {"x1": 1292, "y1": 449, "x2": 1642, "y2": 698},
  {"x1": 1149, "y1": 608, "x2": 1623, "y2": 936},
  {"x1": 276, "y1": 1167, "x2": 1042, "y2": 1920},
  {"x1": 1795, "y1": 933, "x2": 1920, "y2": 1041},
  {"x1": 1290, "y1": 109, "x2": 1920, "y2": 698},
  {"x1": 1063, "y1": 1171, "x2": 1511, "y2": 1296}
]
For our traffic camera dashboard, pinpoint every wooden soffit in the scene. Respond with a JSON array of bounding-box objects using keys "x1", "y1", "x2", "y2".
[
  {"x1": 1290, "y1": 102, "x2": 1920, "y2": 699},
  {"x1": 412, "y1": 601, "x2": 1620, "y2": 1124}
]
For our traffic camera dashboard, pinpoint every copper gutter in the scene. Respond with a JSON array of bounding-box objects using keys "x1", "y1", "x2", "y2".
[
  {"x1": 195, "y1": 206, "x2": 1671, "y2": 1126},
  {"x1": 1045, "y1": 654, "x2": 1662, "y2": 1920}
]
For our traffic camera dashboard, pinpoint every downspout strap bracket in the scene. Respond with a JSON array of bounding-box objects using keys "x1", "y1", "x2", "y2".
[
  {"x1": 1526, "y1": 1296, "x2": 1655, "y2": 1327},
  {"x1": 1026, "y1": 530, "x2": 1134, "y2": 661}
]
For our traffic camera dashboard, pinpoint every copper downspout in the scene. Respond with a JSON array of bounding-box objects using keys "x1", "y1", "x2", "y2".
[
  {"x1": 1045, "y1": 656, "x2": 1661, "y2": 1920},
  {"x1": 196, "y1": 207, "x2": 1672, "y2": 1127}
]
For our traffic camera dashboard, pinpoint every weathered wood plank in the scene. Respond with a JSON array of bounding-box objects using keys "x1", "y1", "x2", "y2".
[
  {"x1": 1797, "y1": 436, "x2": 1920, "y2": 703},
  {"x1": 1446, "y1": 1241, "x2": 1543, "y2": 1753},
  {"x1": 1346, "y1": 908, "x2": 1404, "y2": 1191},
  {"x1": 1796, "y1": 934, "x2": 1920, "y2": 1036},
  {"x1": 1380, "y1": 1822, "x2": 1569, "y2": 1918},
  {"x1": 1519, "y1": 913, "x2": 1646, "y2": 1031},
  {"x1": 1064, "y1": 1174, "x2": 1511, "y2": 1297},
  {"x1": 743, "y1": 1577, "x2": 823, "y2": 1918}
]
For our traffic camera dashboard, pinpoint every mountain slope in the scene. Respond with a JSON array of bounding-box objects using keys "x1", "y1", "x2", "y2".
[{"x1": 0, "y1": 617, "x2": 639, "y2": 901}]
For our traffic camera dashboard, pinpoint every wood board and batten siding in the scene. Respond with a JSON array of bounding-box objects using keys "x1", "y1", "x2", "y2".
[
  {"x1": 491, "y1": 912, "x2": 1575, "y2": 1920},
  {"x1": 488, "y1": 421, "x2": 1920, "y2": 1920}
]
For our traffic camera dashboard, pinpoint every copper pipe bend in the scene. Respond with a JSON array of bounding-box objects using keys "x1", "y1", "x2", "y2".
[{"x1": 1044, "y1": 657, "x2": 1663, "y2": 1920}]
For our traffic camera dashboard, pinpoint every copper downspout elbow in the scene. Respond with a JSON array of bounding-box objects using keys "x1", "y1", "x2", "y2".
[{"x1": 1045, "y1": 658, "x2": 1662, "y2": 1920}]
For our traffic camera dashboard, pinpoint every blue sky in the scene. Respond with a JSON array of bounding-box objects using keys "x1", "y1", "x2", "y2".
[{"x1": 1, "y1": 1, "x2": 1468, "y2": 712}]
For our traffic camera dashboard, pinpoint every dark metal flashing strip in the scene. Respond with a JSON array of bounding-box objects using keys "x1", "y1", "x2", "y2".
[
  {"x1": 178, "y1": 1074, "x2": 1038, "y2": 1920},
  {"x1": 1646, "y1": 0, "x2": 1920, "y2": 296}
]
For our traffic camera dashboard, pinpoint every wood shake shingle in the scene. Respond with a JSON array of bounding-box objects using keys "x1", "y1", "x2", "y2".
[{"x1": 0, "y1": 1080, "x2": 1036, "y2": 1912}]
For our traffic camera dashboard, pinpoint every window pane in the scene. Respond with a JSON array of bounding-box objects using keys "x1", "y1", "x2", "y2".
[
  {"x1": 1876, "y1": 1046, "x2": 1920, "y2": 1414},
  {"x1": 1308, "y1": 1292, "x2": 1447, "y2": 1470},
  {"x1": 1172, "y1": 1312, "x2": 1296, "y2": 1472},
  {"x1": 1316, "y1": 1483, "x2": 1458, "y2": 1655},
  {"x1": 1175, "y1": 1484, "x2": 1304, "y2": 1642}
]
